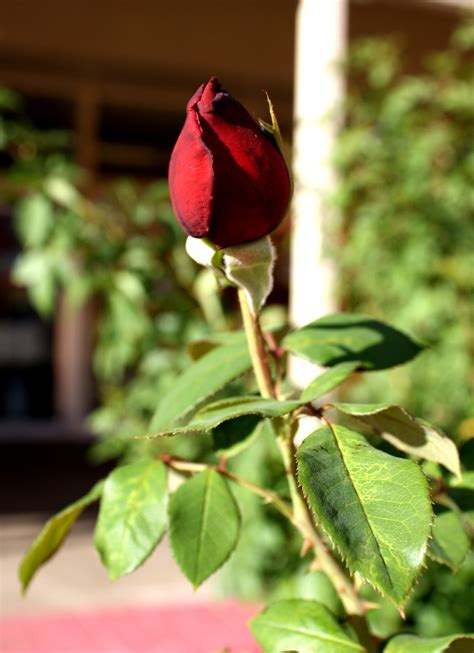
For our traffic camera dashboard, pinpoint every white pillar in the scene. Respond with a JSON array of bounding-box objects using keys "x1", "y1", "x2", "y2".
[{"x1": 289, "y1": 0, "x2": 348, "y2": 387}]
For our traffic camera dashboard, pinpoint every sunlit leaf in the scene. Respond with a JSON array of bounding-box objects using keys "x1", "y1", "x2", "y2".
[
  {"x1": 297, "y1": 424, "x2": 432, "y2": 606},
  {"x1": 449, "y1": 471, "x2": 474, "y2": 490},
  {"x1": 15, "y1": 193, "x2": 53, "y2": 247},
  {"x1": 149, "y1": 396, "x2": 302, "y2": 437},
  {"x1": 94, "y1": 460, "x2": 168, "y2": 580},
  {"x1": 384, "y1": 633, "x2": 474, "y2": 653},
  {"x1": 250, "y1": 599, "x2": 364, "y2": 653},
  {"x1": 19, "y1": 481, "x2": 103, "y2": 593},
  {"x1": 332, "y1": 403, "x2": 461, "y2": 477},
  {"x1": 169, "y1": 469, "x2": 240, "y2": 587},
  {"x1": 300, "y1": 361, "x2": 360, "y2": 402}
]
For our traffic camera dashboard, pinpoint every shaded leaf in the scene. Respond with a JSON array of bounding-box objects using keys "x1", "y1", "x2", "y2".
[
  {"x1": 250, "y1": 599, "x2": 364, "y2": 653},
  {"x1": 186, "y1": 331, "x2": 247, "y2": 361},
  {"x1": 94, "y1": 460, "x2": 168, "y2": 580},
  {"x1": 149, "y1": 342, "x2": 251, "y2": 432},
  {"x1": 297, "y1": 424, "x2": 432, "y2": 606},
  {"x1": 212, "y1": 414, "x2": 263, "y2": 458},
  {"x1": 19, "y1": 481, "x2": 103, "y2": 593},
  {"x1": 429, "y1": 511, "x2": 470, "y2": 571},
  {"x1": 295, "y1": 570, "x2": 344, "y2": 618},
  {"x1": 300, "y1": 361, "x2": 360, "y2": 403},
  {"x1": 332, "y1": 403, "x2": 460, "y2": 477},
  {"x1": 169, "y1": 469, "x2": 240, "y2": 587},
  {"x1": 283, "y1": 313, "x2": 423, "y2": 370},
  {"x1": 149, "y1": 396, "x2": 302, "y2": 437},
  {"x1": 384, "y1": 633, "x2": 474, "y2": 653}
]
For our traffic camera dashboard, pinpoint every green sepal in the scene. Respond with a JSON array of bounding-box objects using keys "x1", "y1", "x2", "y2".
[{"x1": 223, "y1": 236, "x2": 276, "y2": 315}]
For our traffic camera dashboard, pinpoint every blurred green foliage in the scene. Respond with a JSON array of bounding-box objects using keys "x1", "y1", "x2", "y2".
[
  {"x1": 332, "y1": 18, "x2": 474, "y2": 438},
  {"x1": 327, "y1": 20, "x2": 474, "y2": 635},
  {"x1": 0, "y1": 89, "x2": 222, "y2": 462}
]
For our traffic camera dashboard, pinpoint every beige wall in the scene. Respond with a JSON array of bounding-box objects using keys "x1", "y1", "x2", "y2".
[
  {"x1": 0, "y1": 0, "x2": 296, "y2": 125},
  {"x1": 0, "y1": 1, "x2": 464, "y2": 137}
]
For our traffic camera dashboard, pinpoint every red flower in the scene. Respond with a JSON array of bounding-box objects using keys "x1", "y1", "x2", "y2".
[{"x1": 168, "y1": 77, "x2": 291, "y2": 249}]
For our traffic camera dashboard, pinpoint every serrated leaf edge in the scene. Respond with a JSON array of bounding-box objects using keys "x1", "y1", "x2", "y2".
[
  {"x1": 331, "y1": 403, "x2": 461, "y2": 478},
  {"x1": 145, "y1": 399, "x2": 302, "y2": 439},
  {"x1": 296, "y1": 426, "x2": 433, "y2": 610}
]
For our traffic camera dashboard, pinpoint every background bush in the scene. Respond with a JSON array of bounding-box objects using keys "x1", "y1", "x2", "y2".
[{"x1": 333, "y1": 19, "x2": 474, "y2": 439}]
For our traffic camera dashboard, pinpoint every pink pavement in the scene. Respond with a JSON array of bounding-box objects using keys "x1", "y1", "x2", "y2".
[{"x1": 1, "y1": 602, "x2": 260, "y2": 653}]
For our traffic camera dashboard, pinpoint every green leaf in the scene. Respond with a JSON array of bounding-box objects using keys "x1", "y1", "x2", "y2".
[
  {"x1": 250, "y1": 599, "x2": 364, "y2": 653},
  {"x1": 15, "y1": 193, "x2": 53, "y2": 247},
  {"x1": 429, "y1": 511, "x2": 470, "y2": 571},
  {"x1": 331, "y1": 403, "x2": 461, "y2": 477},
  {"x1": 187, "y1": 331, "x2": 247, "y2": 361},
  {"x1": 300, "y1": 361, "x2": 360, "y2": 402},
  {"x1": 297, "y1": 424, "x2": 432, "y2": 606},
  {"x1": 19, "y1": 481, "x2": 103, "y2": 593},
  {"x1": 43, "y1": 176, "x2": 80, "y2": 210},
  {"x1": 384, "y1": 633, "x2": 474, "y2": 653},
  {"x1": 149, "y1": 342, "x2": 251, "y2": 432},
  {"x1": 283, "y1": 313, "x2": 423, "y2": 370},
  {"x1": 12, "y1": 250, "x2": 51, "y2": 286},
  {"x1": 0, "y1": 87, "x2": 21, "y2": 110},
  {"x1": 94, "y1": 460, "x2": 168, "y2": 580},
  {"x1": 169, "y1": 469, "x2": 240, "y2": 587},
  {"x1": 449, "y1": 471, "x2": 474, "y2": 490},
  {"x1": 12, "y1": 251, "x2": 56, "y2": 315},
  {"x1": 149, "y1": 396, "x2": 302, "y2": 437},
  {"x1": 212, "y1": 414, "x2": 263, "y2": 458}
]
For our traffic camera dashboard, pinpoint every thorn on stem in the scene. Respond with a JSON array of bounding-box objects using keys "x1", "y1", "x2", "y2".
[
  {"x1": 300, "y1": 537, "x2": 312, "y2": 557},
  {"x1": 218, "y1": 457, "x2": 227, "y2": 472}
]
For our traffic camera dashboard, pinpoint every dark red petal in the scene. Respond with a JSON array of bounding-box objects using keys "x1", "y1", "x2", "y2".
[
  {"x1": 199, "y1": 77, "x2": 222, "y2": 112},
  {"x1": 186, "y1": 83, "x2": 205, "y2": 112},
  {"x1": 168, "y1": 106, "x2": 214, "y2": 238},
  {"x1": 198, "y1": 115, "x2": 290, "y2": 249}
]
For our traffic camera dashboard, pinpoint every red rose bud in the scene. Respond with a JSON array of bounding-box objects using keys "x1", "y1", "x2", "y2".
[{"x1": 168, "y1": 77, "x2": 291, "y2": 249}]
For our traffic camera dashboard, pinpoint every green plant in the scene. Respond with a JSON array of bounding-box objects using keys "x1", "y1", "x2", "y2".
[
  {"x1": 1, "y1": 89, "x2": 222, "y2": 462},
  {"x1": 15, "y1": 74, "x2": 473, "y2": 653},
  {"x1": 332, "y1": 19, "x2": 474, "y2": 439}
]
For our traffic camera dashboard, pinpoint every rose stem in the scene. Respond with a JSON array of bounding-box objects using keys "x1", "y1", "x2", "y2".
[
  {"x1": 237, "y1": 286, "x2": 367, "y2": 620},
  {"x1": 237, "y1": 289, "x2": 275, "y2": 399},
  {"x1": 162, "y1": 456, "x2": 294, "y2": 523}
]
